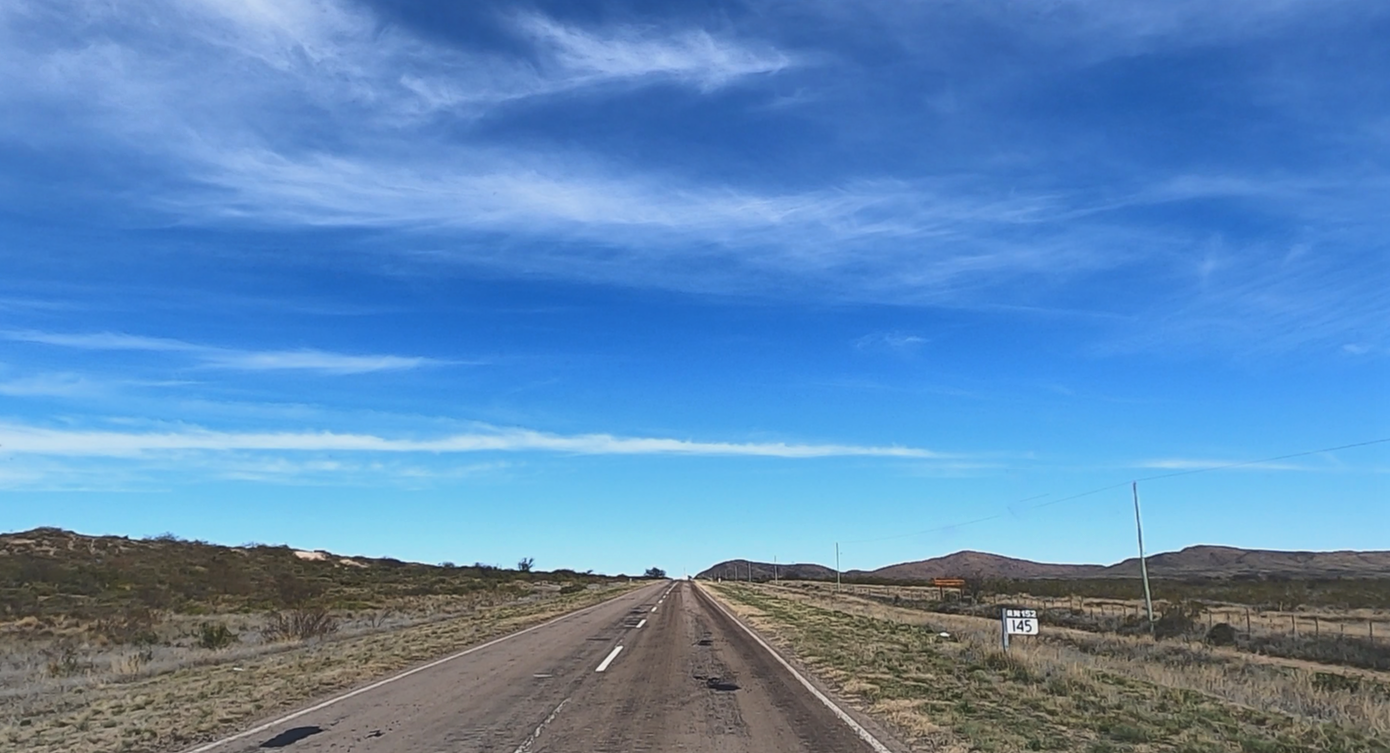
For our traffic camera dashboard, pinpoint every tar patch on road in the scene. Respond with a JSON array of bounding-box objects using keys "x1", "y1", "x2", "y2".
[
  {"x1": 260, "y1": 726, "x2": 322, "y2": 748},
  {"x1": 695, "y1": 674, "x2": 740, "y2": 692}
]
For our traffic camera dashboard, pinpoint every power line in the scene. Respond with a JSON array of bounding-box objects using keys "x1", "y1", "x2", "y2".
[
  {"x1": 841, "y1": 437, "x2": 1390, "y2": 548},
  {"x1": 1132, "y1": 437, "x2": 1390, "y2": 484},
  {"x1": 843, "y1": 494, "x2": 1048, "y2": 545}
]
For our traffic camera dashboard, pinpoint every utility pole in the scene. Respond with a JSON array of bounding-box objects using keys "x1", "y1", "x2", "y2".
[
  {"x1": 835, "y1": 542, "x2": 841, "y2": 595},
  {"x1": 774, "y1": 555, "x2": 779, "y2": 584},
  {"x1": 1133, "y1": 482, "x2": 1155, "y2": 635}
]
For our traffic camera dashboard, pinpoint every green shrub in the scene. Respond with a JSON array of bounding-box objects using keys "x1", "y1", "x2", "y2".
[
  {"x1": 43, "y1": 643, "x2": 83, "y2": 677},
  {"x1": 197, "y1": 621, "x2": 238, "y2": 650},
  {"x1": 263, "y1": 608, "x2": 337, "y2": 642}
]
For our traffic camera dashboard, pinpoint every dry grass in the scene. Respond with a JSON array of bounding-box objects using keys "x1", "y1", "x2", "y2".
[
  {"x1": 0, "y1": 583, "x2": 640, "y2": 753},
  {"x1": 818, "y1": 581, "x2": 1390, "y2": 672},
  {"x1": 709, "y1": 583, "x2": 1390, "y2": 753}
]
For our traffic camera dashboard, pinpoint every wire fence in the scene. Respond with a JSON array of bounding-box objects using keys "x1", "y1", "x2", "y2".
[{"x1": 823, "y1": 583, "x2": 1387, "y2": 646}]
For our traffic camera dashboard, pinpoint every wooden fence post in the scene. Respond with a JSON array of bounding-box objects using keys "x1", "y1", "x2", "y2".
[{"x1": 1245, "y1": 608, "x2": 1251, "y2": 634}]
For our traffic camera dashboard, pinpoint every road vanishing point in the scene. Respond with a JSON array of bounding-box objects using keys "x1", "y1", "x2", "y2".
[{"x1": 182, "y1": 581, "x2": 903, "y2": 753}]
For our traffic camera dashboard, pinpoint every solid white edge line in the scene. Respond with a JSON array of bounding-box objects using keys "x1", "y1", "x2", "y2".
[
  {"x1": 181, "y1": 584, "x2": 656, "y2": 753},
  {"x1": 635, "y1": 618, "x2": 646, "y2": 629},
  {"x1": 595, "y1": 644, "x2": 624, "y2": 672},
  {"x1": 696, "y1": 584, "x2": 896, "y2": 753}
]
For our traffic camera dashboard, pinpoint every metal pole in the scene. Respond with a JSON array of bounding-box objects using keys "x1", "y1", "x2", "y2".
[
  {"x1": 835, "y1": 543, "x2": 841, "y2": 595},
  {"x1": 1133, "y1": 482, "x2": 1155, "y2": 636},
  {"x1": 774, "y1": 556, "x2": 779, "y2": 584}
]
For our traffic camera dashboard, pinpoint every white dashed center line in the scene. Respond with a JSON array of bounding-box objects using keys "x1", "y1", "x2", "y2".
[
  {"x1": 635, "y1": 618, "x2": 646, "y2": 629},
  {"x1": 510, "y1": 697, "x2": 569, "y2": 753},
  {"x1": 595, "y1": 645, "x2": 624, "y2": 673}
]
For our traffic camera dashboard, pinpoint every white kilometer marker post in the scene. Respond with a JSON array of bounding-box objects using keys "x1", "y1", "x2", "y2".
[{"x1": 595, "y1": 645, "x2": 624, "y2": 672}]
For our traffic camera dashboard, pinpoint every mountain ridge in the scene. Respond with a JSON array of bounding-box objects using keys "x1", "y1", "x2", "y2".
[{"x1": 700, "y1": 545, "x2": 1390, "y2": 581}]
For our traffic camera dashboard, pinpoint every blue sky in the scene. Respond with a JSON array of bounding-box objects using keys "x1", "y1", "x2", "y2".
[{"x1": 1, "y1": 0, "x2": 1387, "y2": 576}]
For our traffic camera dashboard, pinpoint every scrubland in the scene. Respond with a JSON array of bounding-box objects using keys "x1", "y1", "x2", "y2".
[{"x1": 819, "y1": 579, "x2": 1390, "y2": 672}]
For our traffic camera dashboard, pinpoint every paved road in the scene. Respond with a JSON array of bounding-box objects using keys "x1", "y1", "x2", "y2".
[{"x1": 193, "y1": 580, "x2": 900, "y2": 753}]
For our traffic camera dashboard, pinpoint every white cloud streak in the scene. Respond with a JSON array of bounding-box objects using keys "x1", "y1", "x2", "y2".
[
  {"x1": 2, "y1": 330, "x2": 436, "y2": 374},
  {"x1": 1137, "y1": 458, "x2": 1315, "y2": 472},
  {"x1": 854, "y1": 331, "x2": 927, "y2": 353},
  {"x1": 0, "y1": 423, "x2": 946, "y2": 460},
  {"x1": 0, "y1": 373, "x2": 101, "y2": 398},
  {"x1": 199, "y1": 351, "x2": 429, "y2": 373},
  {"x1": 515, "y1": 12, "x2": 790, "y2": 91}
]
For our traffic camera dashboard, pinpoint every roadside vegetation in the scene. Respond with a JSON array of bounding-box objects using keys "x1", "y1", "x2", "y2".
[
  {"x1": 800, "y1": 578, "x2": 1390, "y2": 673},
  {"x1": 0, "y1": 527, "x2": 635, "y2": 753},
  {"x1": 1, "y1": 527, "x2": 613, "y2": 620},
  {"x1": 709, "y1": 582, "x2": 1390, "y2": 753},
  {"x1": 832, "y1": 575, "x2": 1390, "y2": 612},
  {"x1": 964, "y1": 576, "x2": 1390, "y2": 611}
]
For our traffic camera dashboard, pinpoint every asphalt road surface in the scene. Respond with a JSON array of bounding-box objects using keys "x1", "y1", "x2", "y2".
[{"x1": 189, "y1": 580, "x2": 902, "y2": 753}]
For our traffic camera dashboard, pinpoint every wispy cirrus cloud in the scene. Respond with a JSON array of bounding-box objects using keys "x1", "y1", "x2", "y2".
[
  {"x1": 0, "y1": 0, "x2": 787, "y2": 125},
  {"x1": 514, "y1": 12, "x2": 791, "y2": 91},
  {"x1": 0, "y1": 422, "x2": 947, "y2": 460},
  {"x1": 0, "y1": 372, "x2": 101, "y2": 398},
  {"x1": 1, "y1": 0, "x2": 1385, "y2": 358},
  {"x1": 197, "y1": 350, "x2": 430, "y2": 373},
  {"x1": 2, "y1": 330, "x2": 437, "y2": 374},
  {"x1": 0, "y1": 0, "x2": 1112, "y2": 304},
  {"x1": 209, "y1": 456, "x2": 512, "y2": 486},
  {"x1": 854, "y1": 331, "x2": 927, "y2": 354},
  {"x1": 0, "y1": 0, "x2": 790, "y2": 135}
]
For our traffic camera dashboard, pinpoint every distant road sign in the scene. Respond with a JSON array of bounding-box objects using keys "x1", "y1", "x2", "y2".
[
  {"x1": 930, "y1": 578, "x2": 966, "y2": 588},
  {"x1": 1003, "y1": 608, "x2": 1038, "y2": 636}
]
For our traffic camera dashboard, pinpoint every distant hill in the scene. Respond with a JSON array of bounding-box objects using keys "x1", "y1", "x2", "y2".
[
  {"x1": 699, "y1": 559, "x2": 838, "y2": 582},
  {"x1": 862, "y1": 551, "x2": 1107, "y2": 581},
  {"x1": 699, "y1": 545, "x2": 1390, "y2": 582},
  {"x1": 1103, "y1": 546, "x2": 1390, "y2": 579}
]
